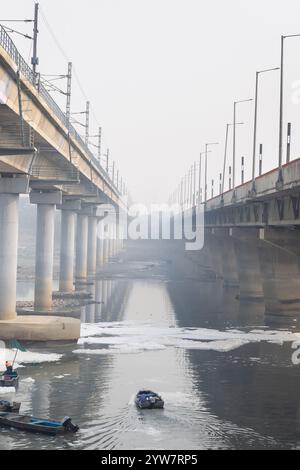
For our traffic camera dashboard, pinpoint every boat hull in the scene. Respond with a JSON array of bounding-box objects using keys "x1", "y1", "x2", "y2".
[
  {"x1": 135, "y1": 399, "x2": 164, "y2": 409},
  {"x1": 0, "y1": 412, "x2": 79, "y2": 435},
  {"x1": 135, "y1": 391, "x2": 164, "y2": 410},
  {"x1": 0, "y1": 376, "x2": 19, "y2": 388}
]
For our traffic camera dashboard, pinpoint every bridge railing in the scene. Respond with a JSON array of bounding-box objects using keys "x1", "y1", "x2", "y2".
[{"x1": 0, "y1": 24, "x2": 120, "y2": 197}]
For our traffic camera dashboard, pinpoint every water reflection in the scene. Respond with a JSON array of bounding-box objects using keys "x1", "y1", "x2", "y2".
[{"x1": 4, "y1": 242, "x2": 300, "y2": 449}]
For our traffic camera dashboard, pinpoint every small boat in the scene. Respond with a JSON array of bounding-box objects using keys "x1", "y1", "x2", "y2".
[
  {"x1": 0, "y1": 401, "x2": 21, "y2": 412},
  {"x1": 135, "y1": 390, "x2": 164, "y2": 409},
  {"x1": 0, "y1": 412, "x2": 79, "y2": 435},
  {"x1": 0, "y1": 374, "x2": 19, "y2": 388}
]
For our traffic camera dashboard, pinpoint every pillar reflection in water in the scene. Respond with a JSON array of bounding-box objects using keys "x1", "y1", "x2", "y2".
[
  {"x1": 95, "y1": 279, "x2": 103, "y2": 320},
  {"x1": 85, "y1": 283, "x2": 96, "y2": 323}
]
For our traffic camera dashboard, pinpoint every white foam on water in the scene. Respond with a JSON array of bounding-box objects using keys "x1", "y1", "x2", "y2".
[
  {"x1": 74, "y1": 341, "x2": 167, "y2": 356},
  {"x1": 78, "y1": 322, "x2": 300, "y2": 355},
  {"x1": 54, "y1": 375, "x2": 64, "y2": 379},
  {"x1": 21, "y1": 377, "x2": 35, "y2": 384},
  {"x1": 174, "y1": 339, "x2": 250, "y2": 352},
  {"x1": 144, "y1": 426, "x2": 161, "y2": 436},
  {"x1": 0, "y1": 350, "x2": 62, "y2": 371},
  {"x1": 0, "y1": 387, "x2": 15, "y2": 394}
]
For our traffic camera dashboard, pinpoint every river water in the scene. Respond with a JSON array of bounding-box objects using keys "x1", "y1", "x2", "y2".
[{"x1": 1, "y1": 240, "x2": 300, "y2": 450}]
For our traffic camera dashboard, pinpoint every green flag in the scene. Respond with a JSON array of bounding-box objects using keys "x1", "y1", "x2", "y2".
[{"x1": 8, "y1": 340, "x2": 26, "y2": 352}]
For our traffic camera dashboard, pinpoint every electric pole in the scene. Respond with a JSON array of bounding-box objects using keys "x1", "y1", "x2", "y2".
[
  {"x1": 66, "y1": 62, "x2": 72, "y2": 123},
  {"x1": 98, "y1": 127, "x2": 102, "y2": 161},
  {"x1": 85, "y1": 101, "x2": 90, "y2": 146},
  {"x1": 31, "y1": 2, "x2": 39, "y2": 85}
]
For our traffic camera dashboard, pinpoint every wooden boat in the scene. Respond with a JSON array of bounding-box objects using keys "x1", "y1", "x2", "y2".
[
  {"x1": 0, "y1": 374, "x2": 19, "y2": 388},
  {"x1": 0, "y1": 401, "x2": 21, "y2": 412},
  {"x1": 135, "y1": 390, "x2": 164, "y2": 409},
  {"x1": 0, "y1": 412, "x2": 79, "y2": 435}
]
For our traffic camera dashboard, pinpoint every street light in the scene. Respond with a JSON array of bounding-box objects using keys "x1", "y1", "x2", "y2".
[
  {"x1": 198, "y1": 150, "x2": 211, "y2": 205},
  {"x1": 278, "y1": 34, "x2": 300, "y2": 186},
  {"x1": 251, "y1": 67, "x2": 280, "y2": 193},
  {"x1": 221, "y1": 122, "x2": 243, "y2": 199},
  {"x1": 233, "y1": 98, "x2": 253, "y2": 191},
  {"x1": 205, "y1": 143, "x2": 219, "y2": 203}
]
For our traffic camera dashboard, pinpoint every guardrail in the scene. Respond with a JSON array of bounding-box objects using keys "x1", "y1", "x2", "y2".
[{"x1": 0, "y1": 24, "x2": 120, "y2": 197}]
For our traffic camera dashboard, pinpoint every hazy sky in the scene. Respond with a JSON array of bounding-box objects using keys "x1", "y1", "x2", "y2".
[{"x1": 3, "y1": 0, "x2": 300, "y2": 204}]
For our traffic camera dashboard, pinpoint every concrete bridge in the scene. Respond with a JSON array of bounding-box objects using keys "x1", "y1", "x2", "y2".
[
  {"x1": 0, "y1": 25, "x2": 125, "y2": 341},
  {"x1": 190, "y1": 157, "x2": 300, "y2": 322}
]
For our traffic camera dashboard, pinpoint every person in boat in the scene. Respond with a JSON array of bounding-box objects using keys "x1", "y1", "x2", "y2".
[{"x1": 3, "y1": 361, "x2": 17, "y2": 377}]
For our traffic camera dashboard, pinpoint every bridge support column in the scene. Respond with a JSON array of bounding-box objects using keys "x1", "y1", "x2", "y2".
[
  {"x1": 118, "y1": 222, "x2": 124, "y2": 252},
  {"x1": 214, "y1": 228, "x2": 239, "y2": 288},
  {"x1": 0, "y1": 177, "x2": 29, "y2": 320},
  {"x1": 96, "y1": 221, "x2": 104, "y2": 271},
  {"x1": 102, "y1": 223, "x2": 109, "y2": 264},
  {"x1": 232, "y1": 228, "x2": 264, "y2": 301},
  {"x1": 259, "y1": 228, "x2": 300, "y2": 318},
  {"x1": 30, "y1": 191, "x2": 62, "y2": 311},
  {"x1": 87, "y1": 210, "x2": 98, "y2": 277},
  {"x1": 58, "y1": 199, "x2": 80, "y2": 293},
  {"x1": 75, "y1": 211, "x2": 88, "y2": 280},
  {"x1": 108, "y1": 223, "x2": 114, "y2": 259},
  {"x1": 207, "y1": 230, "x2": 223, "y2": 279},
  {"x1": 114, "y1": 222, "x2": 118, "y2": 256}
]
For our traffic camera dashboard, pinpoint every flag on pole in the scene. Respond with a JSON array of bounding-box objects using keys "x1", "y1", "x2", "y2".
[{"x1": 8, "y1": 340, "x2": 26, "y2": 352}]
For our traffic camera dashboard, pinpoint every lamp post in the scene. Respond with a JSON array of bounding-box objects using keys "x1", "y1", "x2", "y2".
[
  {"x1": 251, "y1": 67, "x2": 280, "y2": 193},
  {"x1": 277, "y1": 34, "x2": 300, "y2": 186},
  {"x1": 198, "y1": 151, "x2": 211, "y2": 205},
  {"x1": 233, "y1": 98, "x2": 252, "y2": 191},
  {"x1": 221, "y1": 122, "x2": 243, "y2": 200},
  {"x1": 205, "y1": 143, "x2": 219, "y2": 203}
]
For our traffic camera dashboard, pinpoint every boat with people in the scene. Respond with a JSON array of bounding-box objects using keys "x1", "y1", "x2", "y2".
[
  {"x1": 135, "y1": 390, "x2": 164, "y2": 409},
  {"x1": 0, "y1": 412, "x2": 79, "y2": 435},
  {"x1": 0, "y1": 374, "x2": 19, "y2": 388},
  {"x1": 0, "y1": 361, "x2": 19, "y2": 388}
]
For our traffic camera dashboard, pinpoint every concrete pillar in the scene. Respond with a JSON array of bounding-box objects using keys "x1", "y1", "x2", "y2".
[
  {"x1": 111, "y1": 223, "x2": 116, "y2": 257},
  {"x1": 75, "y1": 213, "x2": 88, "y2": 279},
  {"x1": 118, "y1": 223, "x2": 122, "y2": 252},
  {"x1": 207, "y1": 232, "x2": 223, "y2": 279},
  {"x1": 108, "y1": 224, "x2": 113, "y2": 259},
  {"x1": 87, "y1": 214, "x2": 97, "y2": 277},
  {"x1": 30, "y1": 191, "x2": 62, "y2": 311},
  {"x1": 259, "y1": 230, "x2": 300, "y2": 317},
  {"x1": 96, "y1": 222, "x2": 104, "y2": 271},
  {"x1": 0, "y1": 177, "x2": 29, "y2": 320},
  {"x1": 0, "y1": 194, "x2": 19, "y2": 320},
  {"x1": 58, "y1": 200, "x2": 80, "y2": 292},
  {"x1": 232, "y1": 229, "x2": 264, "y2": 301},
  {"x1": 102, "y1": 224, "x2": 109, "y2": 264},
  {"x1": 115, "y1": 222, "x2": 120, "y2": 255},
  {"x1": 214, "y1": 229, "x2": 239, "y2": 288}
]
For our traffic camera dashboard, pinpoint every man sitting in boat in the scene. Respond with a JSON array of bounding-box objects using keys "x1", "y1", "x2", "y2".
[{"x1": 3, "y1": 362, "x2": 17, "y2": 378}]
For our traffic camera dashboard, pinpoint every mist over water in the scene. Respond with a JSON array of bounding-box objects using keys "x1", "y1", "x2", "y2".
[{"x1": 2, "y1": 240, "x2": 300, "y2": 450}]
